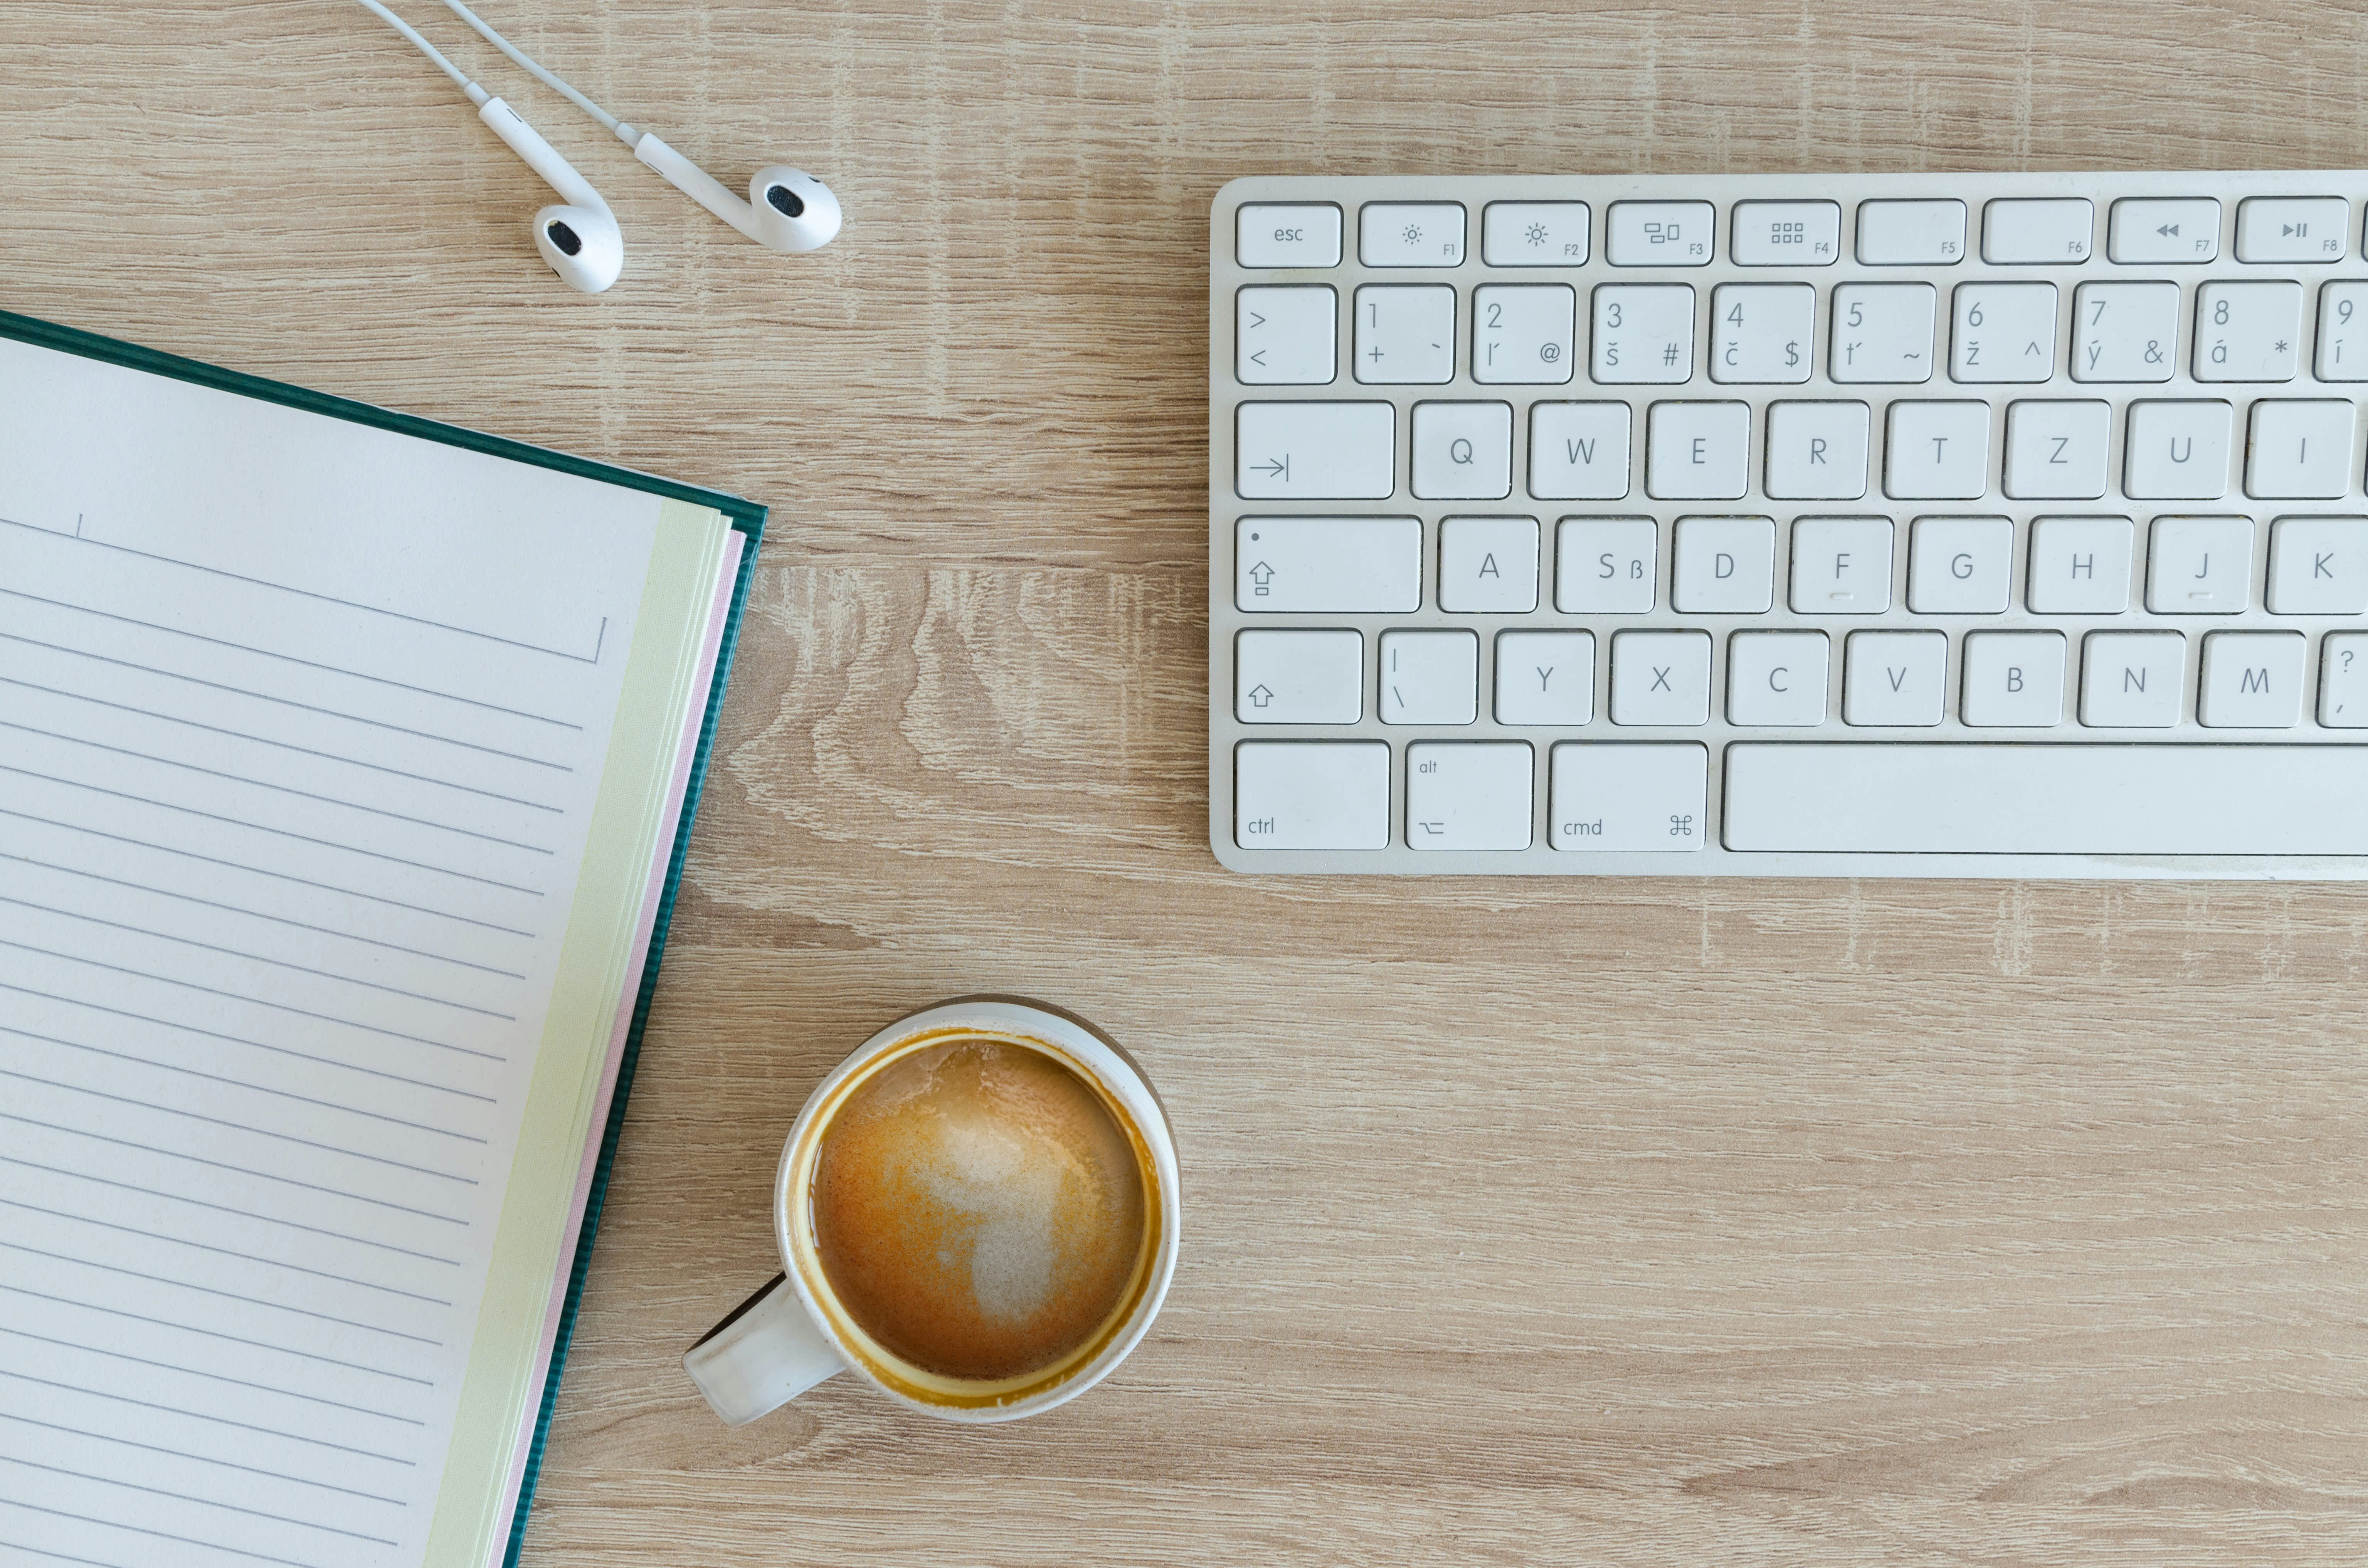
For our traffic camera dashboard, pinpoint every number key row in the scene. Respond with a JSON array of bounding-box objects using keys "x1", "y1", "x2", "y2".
[{"x1": 1238, "y1": 279, "x2": 2368, "y2": 386}]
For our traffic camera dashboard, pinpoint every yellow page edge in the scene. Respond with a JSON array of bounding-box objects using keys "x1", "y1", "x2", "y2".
[{"x1": 422, "y1": 496, "x2": 730, "y2": 1565}]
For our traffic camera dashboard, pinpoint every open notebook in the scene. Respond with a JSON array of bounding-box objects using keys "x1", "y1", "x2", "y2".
[{"x1": 0, "y1": 311, "x2": 762, "y2": 1568}]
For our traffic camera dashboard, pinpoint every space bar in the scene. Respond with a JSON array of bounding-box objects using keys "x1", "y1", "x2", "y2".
[{"x1": 1724, "y1": 745, "x2": 2368, "y2": 855}]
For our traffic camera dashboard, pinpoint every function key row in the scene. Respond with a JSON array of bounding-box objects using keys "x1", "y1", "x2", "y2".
[{"x1": 1236, "y1": 195, "x2": 2359, "y2": 271}]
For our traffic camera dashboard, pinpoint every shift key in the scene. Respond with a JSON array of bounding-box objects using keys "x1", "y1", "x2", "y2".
[
  {"x1": 1236, "y1": 401, "x2": 1396, "y2": 498},
  {"x1": 1236, "y1": 517, "x2": 1422, "y2": 611}
]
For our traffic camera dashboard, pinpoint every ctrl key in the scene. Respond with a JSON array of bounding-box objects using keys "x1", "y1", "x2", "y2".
[
  {"x1": 1235, "y1": 741, "x2": 1390, "y2": 850},
  {"x1": 1548, "y1": 743, "x2": 1708, "y2": 852}
]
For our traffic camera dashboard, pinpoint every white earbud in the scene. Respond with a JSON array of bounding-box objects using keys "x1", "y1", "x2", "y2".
[
  {"x1": 353, "y1": 1, "x2": 622, "y2": 294},
  {"x1": 431, "y1": 0, "x2": 844, "y2": 254},
  {"x1": 474, "y1": 94, "x2": 623, "y2": 293},
  {"x1": 627, "y1": 135, "x2": 843, "y2": 252}
]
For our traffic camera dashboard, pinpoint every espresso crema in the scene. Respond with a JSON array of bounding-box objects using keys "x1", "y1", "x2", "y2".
[{"x1": 810, "y1": 1036, "x2": 1149, "y2": 1382}]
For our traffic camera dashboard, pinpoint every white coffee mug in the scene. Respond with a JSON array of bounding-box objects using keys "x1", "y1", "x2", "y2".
[{"x1": 683, "y1": 996, "x2": 1181, "y2": 1425}]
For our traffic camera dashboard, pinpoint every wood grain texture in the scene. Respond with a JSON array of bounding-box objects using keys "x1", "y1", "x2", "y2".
[{"x1": 6, "y1": 2, "x2": 2368, "y2": 1561}]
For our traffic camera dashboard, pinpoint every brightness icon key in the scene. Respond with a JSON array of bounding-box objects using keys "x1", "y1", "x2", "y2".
[
  {"x1": 1482, "y1": 201, "x2": 1591, "y2": 266},
  {"x1": 1359, "y1": 202, "x2": 1467, "y2": 267}
]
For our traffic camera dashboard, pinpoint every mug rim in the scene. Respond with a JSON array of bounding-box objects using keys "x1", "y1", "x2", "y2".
[{"x1": 770, "y1": 996, "x2": 1182, "y2": 1423}]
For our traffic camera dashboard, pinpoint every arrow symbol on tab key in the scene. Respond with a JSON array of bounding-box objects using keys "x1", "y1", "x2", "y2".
[{"x1": 1255, "y1": 456, "x2": 1291, "y2": 478}]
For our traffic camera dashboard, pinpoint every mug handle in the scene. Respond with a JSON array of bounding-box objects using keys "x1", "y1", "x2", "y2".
[{"x1": 682, "y1": 1273, "x2": 846, "y2": 1425}]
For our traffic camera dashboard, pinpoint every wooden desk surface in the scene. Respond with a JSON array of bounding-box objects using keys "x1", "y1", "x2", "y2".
[{"x1": 8, "y1": 2, "x2": 2368, "y2": 1561}]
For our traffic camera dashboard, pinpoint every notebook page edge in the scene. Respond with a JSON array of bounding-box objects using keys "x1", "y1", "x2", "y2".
[{"x1": 420, "y1": 501, "x2": 735, "y2": 1565}]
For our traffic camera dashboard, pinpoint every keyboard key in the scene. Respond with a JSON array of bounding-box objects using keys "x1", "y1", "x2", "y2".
[
  {"x1": 1727, "y1": 631, "x2": 1830, "y2": 726},
  {"x1": 2147, "y1": 516, "x2": 2253, "y2": 613},
  {"x1": 1494, "y1": 631, "x2": 1596, "y2": 725},
  {"x1": 1591, "y1": 284, "x2": 1695, "y2": 383},
  {"x1": 1235, "y1": 629, "x2": 1363, "y2": 723},
  {"x1": 2026, "y1": 516, "x2": 2134, "y2": 613},
  {"x1": 1983, "y1": 198, "x2": 2094, "y2": 264},
  {"x1": 1547, "y1": 743, "x2": 1708, "y2": 850},
  {"x1": 1411, "y1": 401, "x2": 1513, "y2": 499},
  {"x1": 1857, "y1": 199, "x2": 1966, "y2": 265},
  {"x1": 1884, "y1": 401, "x2": 1991, "y2": 499},
  {"x1": 2318, "y1": 281, "x2": 2368, "y2": 380},
  {"x1": 2322, "y1": 634, "x2": 2368, "y2": 724},
  {"x1": 1764, "y1": 402, "x2": 1871, "y2": 501},
  {"x1": 2198, "y1": 632, "x2": 2306, "y2": 727},
  {"x1": 1235, "y1": 741, "x2": 1389, "y2": 849},
  {"x1": 1671, "y1": 515, "x2": 1775, "y2": 612},
  {"x1": 1556, "y1": 518, "x2": 1658, "y2": 613},
  {"x1": 1951, "y1": 281, "x2": 2058, "y2": 382},
  {"x1": 1406, "y1": 742, "x2": 1534, "y2": 849},
  {"x1": 1960, "y1": 631, "x2": 2067, "y2": 726},
  {"x1": 1731, "y1": 200, "x2": 1840, "y2": 266},
  {"x1": 2268, "y1": 516, "x2": 2368, "y2": 613},
  {"x1": 1645, "y1": 401, "x2": 1750, "y2": 500},
  {"x1": 1789, "y1": 516, "x2": 1894, "y2": 613},
  {"x1": 2194, "y1": 281, "x2": 2302, "y2": 381},
  {"x1": 1843, "y1": 630, "x2": 1948, "y2": 725},
  {"x1": 1709, "y1": 283, "x2": 1814, "y2": 383},
  {"x1": 2071, "y1": 281, "x2": 2178, "y2": 382},
  {"x1": 1236, "y1": 286, "x2": 1337, "y2": 385},
  {"x1": 1828, "y1": 282, "x2": 1937, "y2": 383},
  {"x1": 1379, "y1": 629, "x2": 1479, "y2": 724},
  {"x1": 1235, "y1": 516, "x2": 1420, "y2": 612},
  {"x1": 2080, "y1": 631, "x2": 2186, "y2": 726},
  {"x1": 2235, "y1": 195, "x2": 2349, "y2": 262},
  {"x1": 1236, "y1": 402, "x2": 1394, "y2": 499},
  {"x1": 1723, "y1": 743, "x2": 2368, "y2": 854},
  {"x1": 1482, "y1": 202, "x2": 1590, "y2": 266},
  {"x1": 1472, "y1": 284, "x2": 1576, "y2": 385},
  {"x1": 1438, "y1": 515, "x2": 1540, "y2": 613},
  {"x1": 1528, "y1": 403, "x2": 1632, "y2": 499},
  {"x1": 2124, "y1": 400, "x2": 2234, "y2": 499},
  {"x1": 1238, "y1": 203, "x2": 1342, "y2": 268},
  {"x1": 1353, "y1": 284, "x2": 1455, "y2": 384},
  {"x1": 1606, "y1": 201, "x2": 1714, "y2": 265},
  {"x1": 2107, "y1": 197, "x2": 2221, "y2": 263},
  {"x1": 1360, "y1": 202, "x2": 1466, "y2": 267},
  {"x1": 2004, "y1": 399, "x2": 2111, "y2": 500},
  {"x1": 1907, "y1": 515, "x2": 2013, "y2": 613},
  {"x1": 1609, "y1": 629, "x2": 1712, "y2": 724},
  {"x1": 2245, "y1": 400, "x2": 2358, "y2": 499}
]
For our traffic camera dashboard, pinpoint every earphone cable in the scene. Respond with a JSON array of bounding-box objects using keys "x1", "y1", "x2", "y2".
[
  {"x1": 434, "y1": 0, "x2": 637, "y2": 143},
  {"x1": 350, "y1": 0, "x2": 483, "y2": 101}
]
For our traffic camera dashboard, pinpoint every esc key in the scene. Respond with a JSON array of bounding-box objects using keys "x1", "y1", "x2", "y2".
[{"x1": 1238, "y1": 203, "x2": 1343, "y2": 268}]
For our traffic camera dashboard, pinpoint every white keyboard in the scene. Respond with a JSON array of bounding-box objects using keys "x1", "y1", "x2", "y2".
[{"x1": 1208, "y1": 172, "x2": 2368, "y2": 877}]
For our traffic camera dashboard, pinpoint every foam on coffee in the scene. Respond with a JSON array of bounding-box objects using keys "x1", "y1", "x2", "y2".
[{"x1": 810, "y1": 1035, "x2": 1149, "y2": 1382}]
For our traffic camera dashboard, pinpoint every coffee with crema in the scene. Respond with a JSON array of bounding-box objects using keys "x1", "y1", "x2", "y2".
[{"x1": 810, "y1": 1036, "x2": 1150, "y2": 1382}]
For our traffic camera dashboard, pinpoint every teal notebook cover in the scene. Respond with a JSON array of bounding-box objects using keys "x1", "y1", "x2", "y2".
[{"x1": 0, "y1": 307, "x2": 762, "y2": 1568}]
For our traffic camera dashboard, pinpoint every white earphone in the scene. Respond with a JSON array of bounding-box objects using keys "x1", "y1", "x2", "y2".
[
  {"x1": 355, "y1": 0, "x2": 622, "y2": 292},
  {"x1": 354, "y1": 0, "x2": 842, "y2": 293}
]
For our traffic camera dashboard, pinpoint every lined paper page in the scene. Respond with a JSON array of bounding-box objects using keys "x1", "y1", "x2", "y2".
[{"x1": 0, "y1": 338, "x2": 672, "y2": 1568}]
